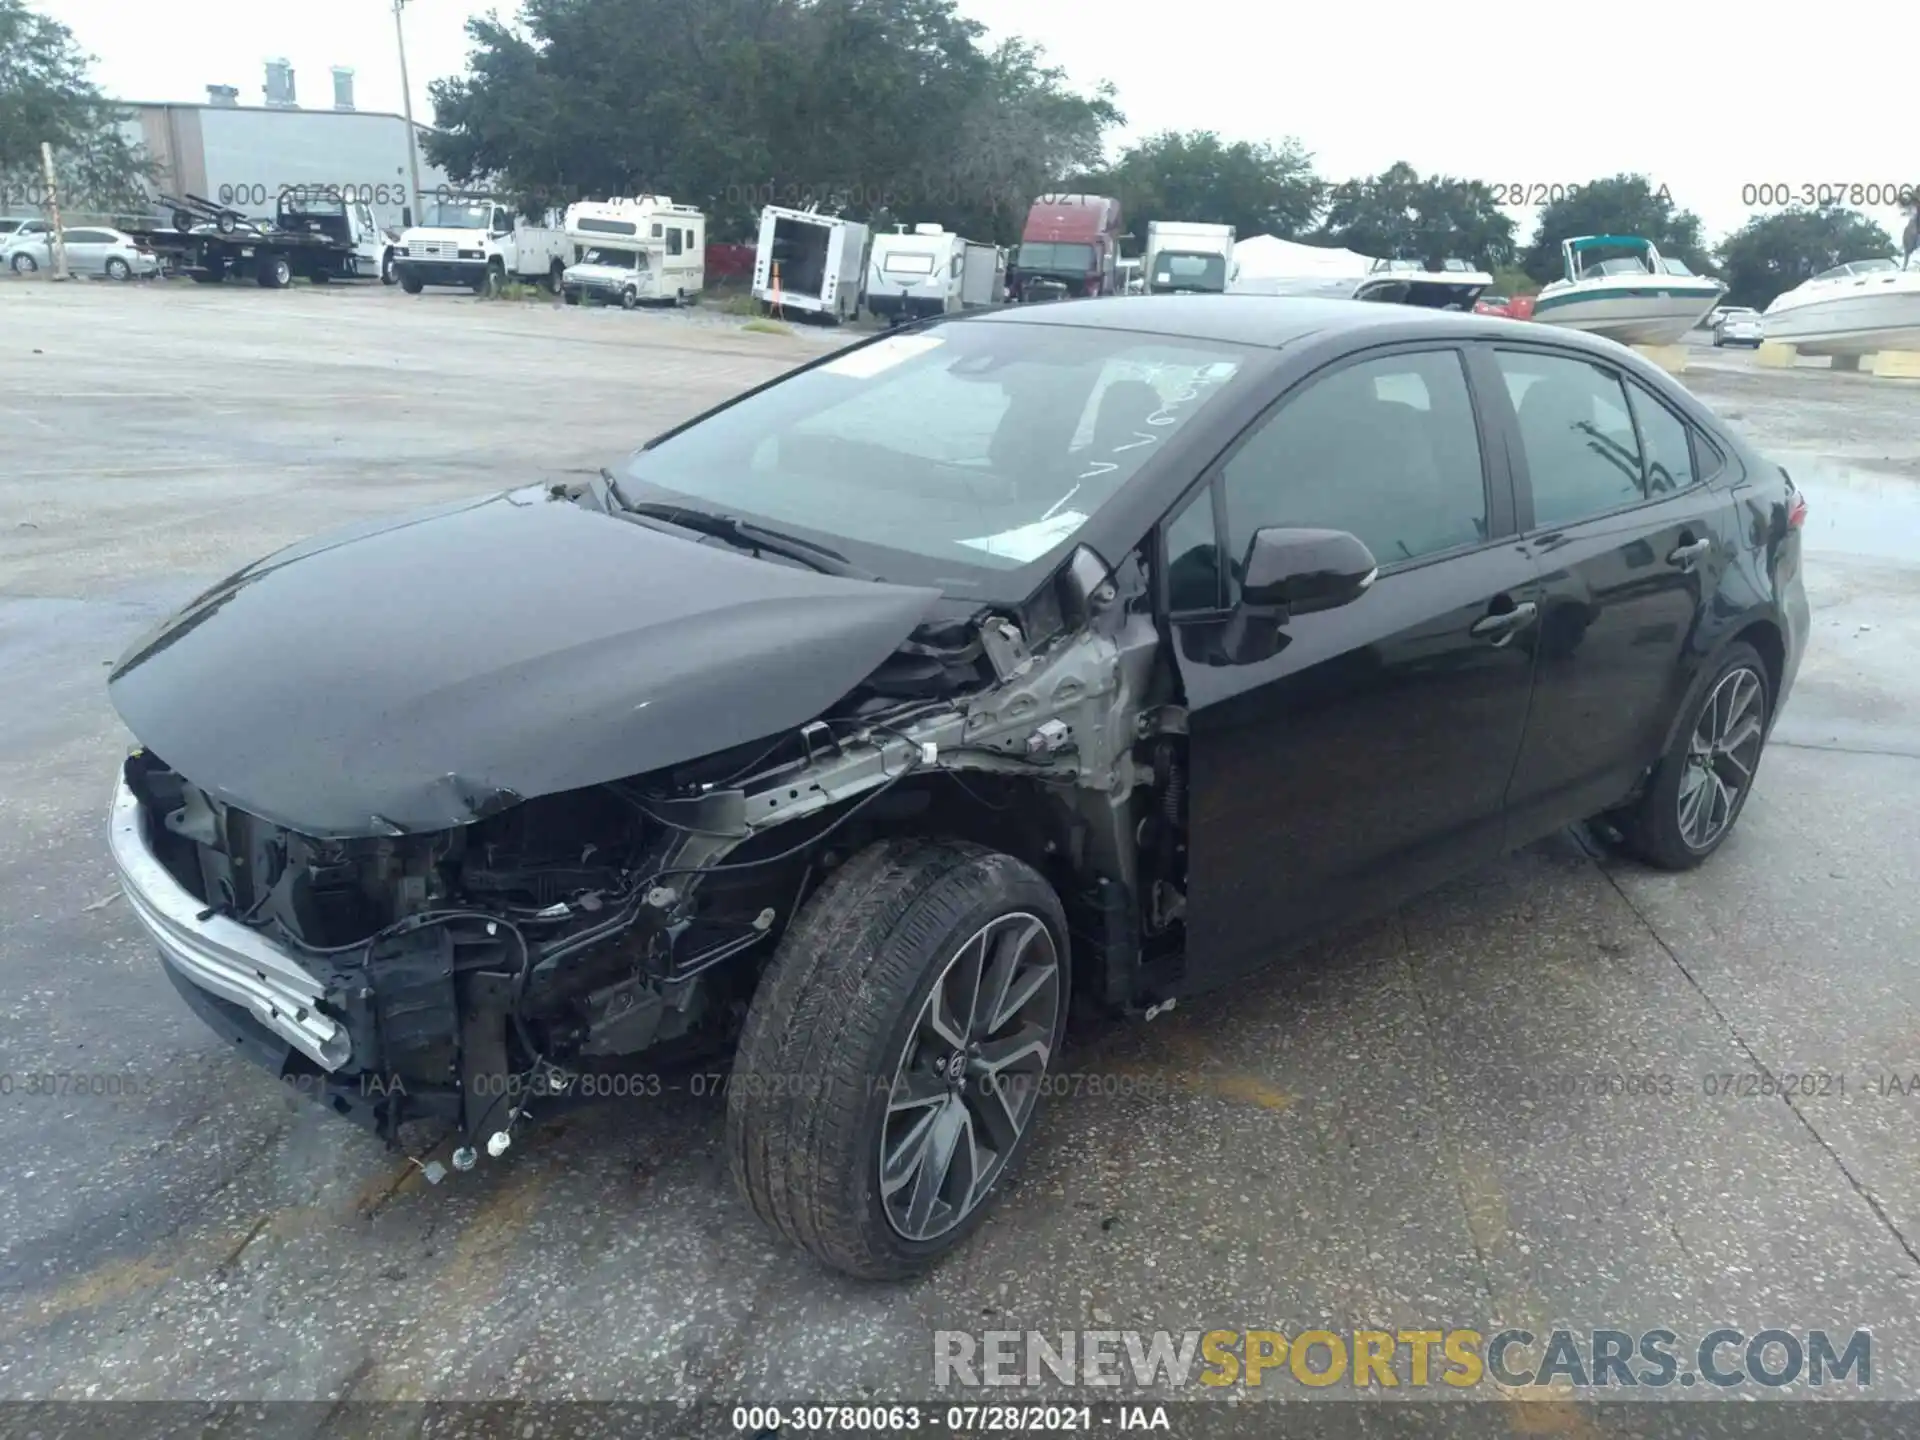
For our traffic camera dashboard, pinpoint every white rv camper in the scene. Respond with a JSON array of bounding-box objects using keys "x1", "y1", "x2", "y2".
[
  {"x1": 560, "y1": 196, "x2": 705, "y2": 308},
  {"x1": 752, "y1": 205, "x2": 870, "y2": 323},
  {"x1": 866, "y1": 223, "x2": 1001, "y2": 324}
]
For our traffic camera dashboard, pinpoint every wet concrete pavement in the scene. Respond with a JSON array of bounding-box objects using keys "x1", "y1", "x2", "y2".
[{"x1": 3, "y1": 284, "x2": 1919, "y2": 1417}]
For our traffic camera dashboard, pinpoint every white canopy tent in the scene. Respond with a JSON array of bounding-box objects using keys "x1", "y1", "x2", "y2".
[{"x1": 1228, "y1": 234, "x2": 1376, "y2": 297}]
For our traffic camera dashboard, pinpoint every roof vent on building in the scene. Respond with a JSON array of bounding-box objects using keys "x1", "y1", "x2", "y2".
[
  {"x1": 264, "y1": 59, "x2": 297, "y2": 109},
  {"x1": 206, "y1": 84, "x2": 240, "y2": 107},
  {"x1": 332, "y1": 67, "x2": 355, "y2": 111}
]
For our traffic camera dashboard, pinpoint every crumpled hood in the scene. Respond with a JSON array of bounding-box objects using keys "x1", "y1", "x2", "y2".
[{"x1": 108, "y1": 486, "x2": 943, "y2": 837}]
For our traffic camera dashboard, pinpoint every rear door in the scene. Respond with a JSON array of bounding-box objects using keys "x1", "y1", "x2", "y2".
[
  {"x1": 1478, "y1": 343, "x2": 1746, "y2": 840},
  {"x1": 63, "y1": 228, "x2": 111, "y2": 272},
  {"x1": 1167, "y1": 344, "x2": 1540, "y2": 991}
]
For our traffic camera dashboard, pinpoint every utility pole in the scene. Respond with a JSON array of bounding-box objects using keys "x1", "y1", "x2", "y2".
[
  {"x1": 40, "y1": 143, "x2": 69, "y2": 280},
  {"x1": 393, "y1": 0, "x2": 426, "y2": 226}
]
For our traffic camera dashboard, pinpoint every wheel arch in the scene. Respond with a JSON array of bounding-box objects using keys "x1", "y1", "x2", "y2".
[{"x1": 1655, "y1": 613, "x2": 1782, "y2": 761}]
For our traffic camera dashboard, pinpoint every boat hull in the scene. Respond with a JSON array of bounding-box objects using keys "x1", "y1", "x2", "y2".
[
  {"x1": 1531, "y1": 285, "x2": 1723, "y2": 345},
  {"x1": 1762, "y1": 288, "x2": 1920, "y2": 356}
]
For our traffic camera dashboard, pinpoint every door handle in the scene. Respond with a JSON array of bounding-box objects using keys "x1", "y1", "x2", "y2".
[
  {"x1": 1471, "y1": 601, "x2": 1538, "y2": 646},
  {"x1": 1668, "y1": 537, "x2": 1712, "y2": 568}
]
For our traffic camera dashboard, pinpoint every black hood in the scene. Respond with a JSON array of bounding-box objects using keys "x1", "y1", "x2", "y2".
[{"x1": 109, "y1": 485, "x2": 943, "y2": 837}]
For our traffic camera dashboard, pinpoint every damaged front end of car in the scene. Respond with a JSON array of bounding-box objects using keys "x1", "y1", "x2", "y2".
[{"x1": 110, "y1": 539, "x2": 1191, "y2": 1171}]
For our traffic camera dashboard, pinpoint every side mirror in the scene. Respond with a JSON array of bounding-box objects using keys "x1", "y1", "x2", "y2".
[
  {"x1": 1240, "y1": 526, "x2": 1378, "y2": 615},
  {"x1": 1211, "y1": 527, "x2": 1377, "y2": 665}
]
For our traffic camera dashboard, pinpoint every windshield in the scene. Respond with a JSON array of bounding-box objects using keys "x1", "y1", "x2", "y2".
[
  {"x1": 616, "y1": 322, "x2": 1249, "y2": 584},
  {"x1": 1016, "y1": 242, "x2": 1095, "y2": 274},
  {"x1": 427, "y1": 203, "x2": 492, "y2": 229},
  {"x1": 578, "y1": 245, "x2": 642, "y2": 269},
  {"x1": 1150, "y1": 252, "x2": 1228, "y2": 291}
]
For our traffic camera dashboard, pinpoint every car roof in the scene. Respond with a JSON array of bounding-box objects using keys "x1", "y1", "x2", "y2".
[{"x1": 962, "y1": 292, "x2": 1623, "y2": 356}]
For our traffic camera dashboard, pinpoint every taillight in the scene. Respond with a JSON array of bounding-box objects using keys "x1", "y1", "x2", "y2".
[{"x1": 1788, "y1": 492, "x2": 1807, "y2": 528}]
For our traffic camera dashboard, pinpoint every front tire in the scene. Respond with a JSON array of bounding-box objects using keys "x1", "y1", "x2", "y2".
[
  {"x1": 11, "y1": 253, "x2": 37, "y2": 274},
  {"x1": 1611, "y1": 642, "x2": 1771, "y2": 870},
  {"x1": 727, "y1": 838, "x2": 1069, "y2": 1280},
  {"x1": 400, "y1": 273, "x2": 424, "y2": 295}
]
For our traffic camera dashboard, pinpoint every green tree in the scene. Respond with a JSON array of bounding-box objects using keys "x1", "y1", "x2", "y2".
[
  {"x1": 1315, "y1": 162, "x2": 1515, "y2": 270},
  {"x1": 0, "y1": 0, "x2": 153, "y2": 214},
  {"x1": 1715, "y1": 206, "x2": 1896, "y2": 309},
  {"x1": 1082, "y1": 130, "x2": 1322, "y2": 246},
  {"x1": 425, "y1": 0, "x2": 1118, "y2": 243},
  {"x1": 1522, "y1": 174, "x2": 1710, "y2": 283}
]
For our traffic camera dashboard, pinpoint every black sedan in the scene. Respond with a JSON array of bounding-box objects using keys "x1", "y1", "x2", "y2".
[{"x1": 106, "y1": 296, "x2": 1809, "y2": 1278}]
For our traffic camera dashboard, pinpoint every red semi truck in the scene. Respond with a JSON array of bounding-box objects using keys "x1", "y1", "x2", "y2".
[{"x1": 1008, "y1": 194, "x2": 1122, "y2": 302}]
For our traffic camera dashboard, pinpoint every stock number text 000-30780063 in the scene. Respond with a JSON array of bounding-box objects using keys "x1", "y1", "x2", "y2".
[{"x1": 216, "y1": 182, "x2": 412, "y2": 209}]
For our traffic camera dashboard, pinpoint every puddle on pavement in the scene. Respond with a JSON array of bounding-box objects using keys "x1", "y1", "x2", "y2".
[{"x1": 1774, "y1": 454, "x2": 1920, "y2": 565}]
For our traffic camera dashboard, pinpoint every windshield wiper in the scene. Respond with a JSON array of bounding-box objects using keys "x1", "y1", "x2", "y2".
[{"x1": 598, "y1": 470, "x2": 873, "y2": 580}]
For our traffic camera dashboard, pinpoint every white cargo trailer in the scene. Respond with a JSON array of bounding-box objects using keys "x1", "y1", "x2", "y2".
[{"x1": 753, "y1": 206, "x2": 869, "y2": 323}]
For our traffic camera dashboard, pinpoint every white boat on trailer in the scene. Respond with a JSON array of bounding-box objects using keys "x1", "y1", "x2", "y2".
[
  {"x1": 1532, "y1": 235, "x2": 1724, "y2": 345},
  {"x1": 1761, "y1": 257, "x2": 1920, "y2": 357}
]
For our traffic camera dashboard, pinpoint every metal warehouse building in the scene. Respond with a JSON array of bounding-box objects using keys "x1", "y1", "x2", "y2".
[{"x1": 124, "y1": 66, "x2": 453, "y2": 232}]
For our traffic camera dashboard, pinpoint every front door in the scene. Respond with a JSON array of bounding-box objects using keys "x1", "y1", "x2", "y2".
[
  {"x1": 1480, "y1": 345, "x2": 1746, "y2": 839},
  {"x1": 1168, "y1": 345, "x2": 1540, "y2": 991}
]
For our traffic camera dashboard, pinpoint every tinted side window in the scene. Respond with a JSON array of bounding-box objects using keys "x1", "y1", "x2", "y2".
[
  {"x1": 1625, "y1": 379, "x2": 1696, "y2": 495},
  {"x1": 66, "y1": 229, "x2": 108, "y2": 243},
  {"x1": 667, "y1": 228, "x2": 683, "y2": 256},
  {"x1": 1220, "y1": 349, "x2": 1488, "y2": 570},
  {"x1": 1164, "y1": 485, "x2": 1222, "y2": 612},
  {"x1": 1496, "y1": 350, "x2": 1644, "y2": 528}
]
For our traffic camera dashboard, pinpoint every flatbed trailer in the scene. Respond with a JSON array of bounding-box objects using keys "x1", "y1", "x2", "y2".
[{"x1": 127, "y1": 192, "x2": 382, "y2": 288}]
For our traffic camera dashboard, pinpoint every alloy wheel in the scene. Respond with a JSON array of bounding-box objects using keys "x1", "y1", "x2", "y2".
[
  {"x1": 879, "y1": 911, "x2": 1061, "y2": 1242},
  {"x1": 1678, "y1": 666, "x2": 1765, "y2": 851}
]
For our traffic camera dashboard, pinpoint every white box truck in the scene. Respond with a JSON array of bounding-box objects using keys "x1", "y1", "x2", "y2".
[
  {"x1": 865, "y1": 223, "x2": 1001, "y2": 324},
  {"x1": 1145, "y1": 222, "x2": 1238, "y2": 295},
  {"x1": 561, "y1": 196, "x2": 706, "y2": 308},
  {"x1": 752, "y1": 205, "x2": 869, "y2": 323},
  {"x1": 396, "y1": 196, "x2": 570, "y2": 295}
]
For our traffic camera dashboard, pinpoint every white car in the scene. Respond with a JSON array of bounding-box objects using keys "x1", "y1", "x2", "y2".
[
  {"x1": 4, "y1": 225, "x2": 161, "y2": 279},
  {"x1": 1712, "y1": 306, "x2": 1764, "y2": 347}
]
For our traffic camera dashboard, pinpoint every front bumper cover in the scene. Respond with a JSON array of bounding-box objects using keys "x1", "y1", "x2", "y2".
[{"x1": 110, "y1": 772, "x2": 350, "y2": 1070}]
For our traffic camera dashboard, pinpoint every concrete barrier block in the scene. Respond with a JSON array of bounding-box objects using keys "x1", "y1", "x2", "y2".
[
  {"x1": 1754, "y1": 341, "x2": 1799, "y2": 368},
  {"x1": 1631, "y1": 343, "x2": 1688, "y2": 375},
  {"x1": 1867, "y1": 350, "x2": 1920, "y2": 379}
]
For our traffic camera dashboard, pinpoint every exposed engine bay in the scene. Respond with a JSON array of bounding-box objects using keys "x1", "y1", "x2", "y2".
[{"x1": 123, "y1": 543, "x2": 1190, "y2": 1167}]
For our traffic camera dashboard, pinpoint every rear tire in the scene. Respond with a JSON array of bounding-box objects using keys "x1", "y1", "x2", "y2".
[
  {"x1": 727, "y1": 838, "x2": 1069, "y2": 1280},
  {"x1": 546, "y1": 260, "x2": 564, "y2": 294},
  {"x1": 1608, "y1": 642, "x2": 1771, "y2": 870}
]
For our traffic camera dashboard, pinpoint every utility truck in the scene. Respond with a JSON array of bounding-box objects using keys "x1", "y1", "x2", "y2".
[
  {"x1": 1144, "y1": 221, "x2": 1237, "y2": 294},
  {"x1": 561, "y1": 196, "x2": 706, "y2": 308},
  {"x1": 865, "y1": 223, "x2": 1001, "y2": 324},
  {"x1": 395, "y1": 196, "x2": 569, "y2": 295},
  {"x1": 751, "y1": 205, "x2": 869, "y2": 323}
]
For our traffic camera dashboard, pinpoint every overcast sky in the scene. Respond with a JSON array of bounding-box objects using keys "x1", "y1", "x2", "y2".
[{"x1": 40, "y1": 0, "x2": 1919, "y2": 250}]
